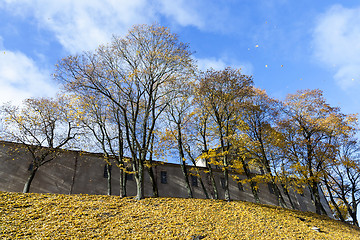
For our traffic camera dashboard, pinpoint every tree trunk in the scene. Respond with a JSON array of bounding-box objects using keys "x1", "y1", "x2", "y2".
[
  {"x1": 147, "y1": 166, "x2": 158, "y2": 197},
  {"x1": 207, "y1": 164, "x2": 218, "y2": 199},
  {"x1": 306, "y1": 143, "x2": 325, "y2": 215},
  {"x1": 241, "y1": 157, "x2": 260, "y2": 203},
  {"x1": 223, "y1": 165, "x2": 230, "y2": 201},
  {"x1": 323, "y1": 176, "x2": 345, "y2": 222},
  {"x1": 342, "y1": 196, "x2": 359, "y2": 227},
  {"x1": 118, "y1": 128, "x2": 127, "y2": 198},
  {"x1": 177, "y1": 124, "x2": 193, "y2": 198},
  {"x1": 271, "y1": 180, "x2": 286, "y2": 208},
  {"x1": 350, "y1": 180, "x2": 359, "y2": 226},
  {"x1": 69, "y1": 153, "x2": 78, "y2": 194},
  {"x1": 180, "y1": 159, "x2": 193, "y2": 198},
  {"x1": 200, "y1": 120, "x2": 217, "y2": 199},
  {"x1": 185, "y1": 148, "x2": 209, "y2": 199},
  {"x1": 310, "y1": 182, "x2": 325, "y2": 215},
  {"x1": 219, "y1": 134, "x2": 230, "y2": 201},
  {"x1": 263, "y1": 160, "x2": 286, "y2": 207},
  {"x1": 135, "y1": 160, "x2": 144, "y2": 200},
  {"x1": 250, "y1": 181, "x2": 260, "y2": 203},
  {"x1": 202, "y1": 147, "x2": 218, "y2": 199},
  {"x1": 23, "y1": 167, "x2": 38, "y2": 193},
  {"x1": 119, "y1": 168, "x2": 127, "y2": 197},
  {"x1": 106, "y1": 163, "x2": 112, "y2": 195},
  {"x1": 198, "y1": 174, "x2": 209, "y2": 199},
  {"x1": 147, "y1": 134, "x2": 158, "y2": 197},
  {"x1": 349, "y1": 208, "x2": 359, "y2": 227},
  {"x1": 281, "y1": 184, "x2": 296, "y2": 209}
]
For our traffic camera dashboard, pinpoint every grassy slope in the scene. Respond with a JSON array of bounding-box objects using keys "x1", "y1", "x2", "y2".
[{"x1": 0, "y1": 192, "x2": 359, "y2": 239}]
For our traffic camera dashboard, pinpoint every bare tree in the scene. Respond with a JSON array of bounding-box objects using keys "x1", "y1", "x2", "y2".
[
  {"x1": 1, "y1": 96, "x2": 80, "y2": 193},
  {"x1": 323, "y1": 139, "x2": 360, "y2": 226},
  {"x1": 56, "y1": 24, "x2": 195, "y2": 199},
  {"x1": 162, "y1": 83, "x2": 194, "y2": 198},
  {"x1": 75, "y1": 94, "x2": 128, "y2": 196}
]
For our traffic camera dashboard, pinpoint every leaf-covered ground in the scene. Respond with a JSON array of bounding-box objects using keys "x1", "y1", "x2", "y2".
[{"x1": 0, "y1": 191, "x2": 359, "y2": 239}]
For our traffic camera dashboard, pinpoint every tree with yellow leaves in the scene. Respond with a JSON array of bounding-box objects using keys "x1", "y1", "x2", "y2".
[
  {"x1": 277, "y1": 89, "x2": 357, "y2": 215},
  {"x1": 186, "y1": 105, "x2": 218, "y2": 199},
  {"x1": 161, "y1": 81, "x2": 210, "y2": 199},
  {"x1": 233, "y1": 87, "x2": 287, "y2": 207},
  {"x1": 56, "y1": 24, "x2": 195, "y2": 200},
  {"x1": 1, "y1": 96, "x2": 81, "y2": 193},
  {"x1": 194, "y1": 67, "x2": 253, "y2": 201}
]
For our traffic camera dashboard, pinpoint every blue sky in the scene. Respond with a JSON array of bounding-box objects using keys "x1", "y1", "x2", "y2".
[{"x1": 1, "y1": 0, "x2": 360, "y2": 115}]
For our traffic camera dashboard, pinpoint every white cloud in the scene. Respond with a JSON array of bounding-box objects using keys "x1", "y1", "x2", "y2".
[
  {"x1": 313, "y1": 5, "x2": 360, "y2": 89},
  {"x1": 196, "y1": 57, "x2": 253, "y2": 76},
  {"x1": 0, "y1": 49, "x2": 57, "y2": 105},
  {"x1": 0, "y1": 0, "x2": 234, "y2": 107},
  {"x1": 0, "y1": 0, "x2": 209, "y2": 54},
  {"x1": 2, "y1": 0, "x2": 157, "y2": 54},
  {"x1": 197, "y1": 57, "x2": 228, "y2": 71},
  {"x1": 157, "y1": 0, "x2": 204, "y2": 28}
]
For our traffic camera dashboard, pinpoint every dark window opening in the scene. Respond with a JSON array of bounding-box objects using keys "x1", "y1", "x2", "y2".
[
  {"x1": 28, "y1": 163, "x2": 33, "y2": 171},
  {"x1": 103, "y1": 164, "x2": 112, "y2": 178},
  {"x1": 161, "y1": 171, "x2": 167, "y2": 184},
  {"x1": 238, "y1": 182, "x2": 244, "y2": 191},
  {"x1": 206, "y1": 173, "x2": 212, "y2": 185},
  {"x1": 268, "y1": 183, "x2": 275, "y2": 194},
  {"x1": 126, "y1": 173, "x2": 134, "y2": 181},
  {"x1": 125, "y1": 167, "x2": 134, "y2": 181},
  {"x1": 260, "y1": 167, "x2": 264, "y2": 174},
  {"x1": 220, "y1": 177, "x2": 226, "y2": 189},
  {"x1": 191, "y1": 176, "x2": 198, "y2": 187}
]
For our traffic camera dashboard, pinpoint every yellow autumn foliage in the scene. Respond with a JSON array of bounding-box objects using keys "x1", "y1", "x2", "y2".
[{"x1": 1, "y1": 191, "x2": 359, "y2": 239}]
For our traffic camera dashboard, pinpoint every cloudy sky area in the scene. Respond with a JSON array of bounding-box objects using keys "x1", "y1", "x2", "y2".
[{"x1": 0, "y1": 0, "x2": 360, "y2": 115}]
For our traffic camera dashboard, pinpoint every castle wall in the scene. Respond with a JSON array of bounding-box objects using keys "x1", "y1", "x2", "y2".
[{"x1": 0, "y1": 141, "x2": 332, "y2": 216}]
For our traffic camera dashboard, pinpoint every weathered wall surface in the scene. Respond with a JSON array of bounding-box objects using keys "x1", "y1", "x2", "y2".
[{"x1": 0, "y1": 141, "x2": 332, "y2": 216}]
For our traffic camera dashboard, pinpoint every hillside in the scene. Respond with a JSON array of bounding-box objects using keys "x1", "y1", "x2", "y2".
[{"x1": 0, "y1": 192, "x2": 359, "y2": 239}]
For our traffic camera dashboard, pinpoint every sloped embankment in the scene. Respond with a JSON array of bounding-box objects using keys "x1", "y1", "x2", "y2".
[{"x1": 0, "y1": 191, "x2": 359, "y2": 239}]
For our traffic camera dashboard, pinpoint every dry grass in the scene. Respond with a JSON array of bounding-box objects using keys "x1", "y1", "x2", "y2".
[{"x1": 0, "y1": 191, "x2": 359, "y2": 239}]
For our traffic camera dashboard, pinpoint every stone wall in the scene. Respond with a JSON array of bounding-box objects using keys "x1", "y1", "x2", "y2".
[{"x1": 0, "y1": 141, "x2": 332, "y2": 216}]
